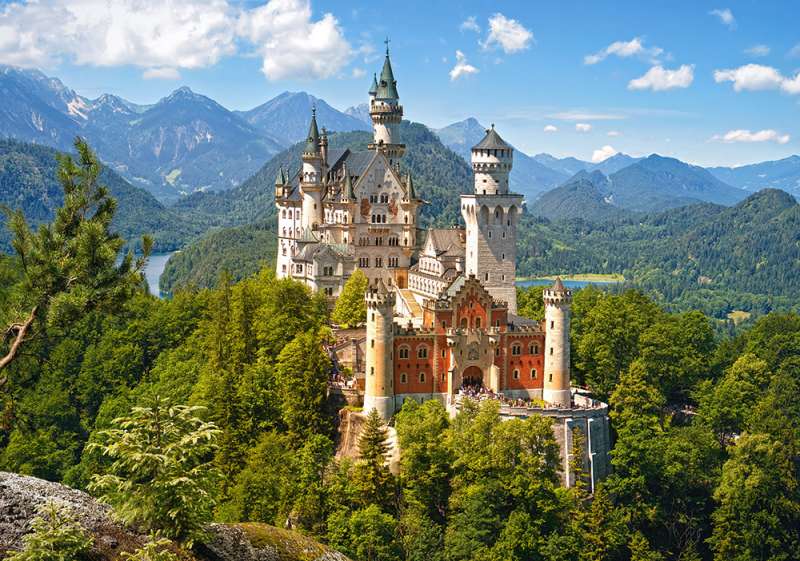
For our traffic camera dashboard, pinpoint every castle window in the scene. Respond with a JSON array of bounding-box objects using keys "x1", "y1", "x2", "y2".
[
  {"x1": 442, "y1": 320, "x2": 447, "y2": 329},
  {"x1": 375, "y1": 257, "x2": 383, "y2": 268},
  {"x1": 475, "y1": 317, "x2": 481, "y2": 328},
  {"x1": 380, "y1": 193, "x2": 389, "y2": 203},
  {"x1": 550, "y1": 347, "x2": 554, "y2": 355},
  {"x1": 389, "y1": 257, "x2": 399, "y2": 268},
  {"x1": 551, "y1": 320, "x2": 554, "y2": 329},
  {"x1": 370, "y1": 367, "x2": 374, "y2": 376},
  {"x1": 531, "y1": 368, "x2": 537, "y2": 379},
  {"x1": 370, "y1": 194, "x2": 378, "y2": 203},
  {"x1": 359, "y1": 257, "x2": 369, "y2": 268},
  {"x1": 460, "y1": 318, "x2": 468, "y2": 329},
  {"x1": 488, "y1": 231, "x2": 492, "y2": 239},
  {"x1": 511, "y1": 344, "x2": 521, "y2": 356},
  {"x1": 371, "y1": 339, "x2": 374, "y2": 348},
  {"x1": 282, "y1": 210, "x2": 286, "y2": 218},
  {"x1": 418, "y1": 346, "x2": 428, "y2": 359},
  {"x1": 496, "y1": 320, "x2": 501, "y2": 327},
  {"x1": 513, "y1": 369, "x2": 520, "y2": 380},
  {"x1": 281, "y1": 264, "x2": 286, "y2": 272},
  {"x1": 419, "y1": 372, "x2": 426, "y2": 383},
  {"x1": 485, "y1": 273, "x2": 489, "y2": 282},
  {"x1": 442, "y1": 349, "x2": 446, "y2": 357},
  {"x1": 549, "y1": 373, "x2": 553, "y2": 382},
  {"x1": 399, "y1": 346, "x2": 410, "y2": 359},
  {"x1": 400, "y1": 373, "x2": 408, "y2": 384},
  {"x1": 495, "y1": 348, "x2": 500, "y2": 356},
  {"x1": 376, "y1": 237, "x2": 383, "y2": 246},
  {"x1": 529, "y1": 344, "x2": 539, "y2": 355}
]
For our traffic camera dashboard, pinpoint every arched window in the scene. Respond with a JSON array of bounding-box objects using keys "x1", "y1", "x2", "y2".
[
  {"x1": 531, "y1": 368, "x2": 537, "y2": 379},
  {"x1": 513, "y1": 369, "x2": 520, "y2": 380},
  {"x1": 460, "y1": 318, "x2": 468, "y2": 329},
  {"x1": 529, "y1": 343, "x2": 539, "y2": 355},
  {"x1": 419, "y1": 372, "x2": 426, "y2": 383},
  {"x1": 475, "y1": 317, "x2": 482, "y2": 329},
  {"x1": 511, "y1": 344, "x2": 521, "y2": 356},
  {"x1": 400, "y1": 373, "x2": 408, "y2": 384},
  {"x1": 399, "y1": 346, "x2": 410, "y2": 359},
  {"x1": 418, "y1": 346, "x2": 428, "y2": 359}
]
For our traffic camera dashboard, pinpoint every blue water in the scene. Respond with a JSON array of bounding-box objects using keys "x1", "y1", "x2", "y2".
[
  {"x1": 516, "y1": 278, "x2": 620, "y2": 289},
  {"x1": 143, "y1": 252, "x2": 175, "y2": 297}
]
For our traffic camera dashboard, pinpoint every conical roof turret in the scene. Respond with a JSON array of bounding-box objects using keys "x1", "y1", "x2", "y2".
[
  {"x1": 369, "y1": 73, "x2": 378, "y2": 95},
  {"x1": 472, "y1": 123, "x2": 511, "y2": 151},
  {"x1": 552, "y1": 277, "x2": 566, "y2": 292},
  {"x1": 405, "y1": 172, "x2": 415, "y2": 200},
  {"x1": 304, "y1": 108, "x2": 321, "y2": 154},
  {"x1": 376, "y1": 43, "x2": 399, "y2": 100},
  {"x1": 275, "y1": 166, "x2": 285, "y2": 186},
  {"x1": 343, "y1": 164, "x2": 355, "y2": 200}
]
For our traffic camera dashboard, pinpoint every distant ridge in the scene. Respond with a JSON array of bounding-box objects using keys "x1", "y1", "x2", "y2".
[
  {"x1": 708, "y1": 155, "x2": 800, "y2": 197},
  {"x1": 237, "y1": 91, "x2": 371, "y2": 145}
]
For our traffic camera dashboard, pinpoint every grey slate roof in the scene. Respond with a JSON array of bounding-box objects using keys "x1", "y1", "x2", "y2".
[{"x1": 472, "y1": 125, "x2": 511, "y2": 150}]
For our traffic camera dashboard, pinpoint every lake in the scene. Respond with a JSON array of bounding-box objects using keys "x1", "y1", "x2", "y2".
[
  {"x1": 143, "y1": 252, "x2": 176, "y2": 297},
  {"x1": 516, "y1": 278, "x2": 620, "y2": 290}
]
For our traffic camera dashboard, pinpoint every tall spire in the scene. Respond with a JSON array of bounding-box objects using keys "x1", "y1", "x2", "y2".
[
  {"x1": 343, "y1": 164, "x2": 355, "y2": 200},
  {"x1": 369, "y1": 73, "x2": 378, "y2": 95},
  {"x1": 405, "y1": 172, "x2": 415, "y2": 200},
  {"x1": 304, "y1": 107, "x2": 320, "y2": 154},
  {"x1": 376, "y1": 39, "x2": 398, "y2": 100},
  {"x1": 275, "y1": 166, "x2": 285, "y2": 186}
]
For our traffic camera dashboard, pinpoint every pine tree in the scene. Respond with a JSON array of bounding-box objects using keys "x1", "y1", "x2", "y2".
[
  {"x1": 332, "y1": 269, "x2": 369, "y2": 328},
  {"x1": 88, "y1": 396, "x2": 221, "y2": 545},
  {"x1": 1, "y1": 137, "x2": 150, "y2": 382},
  {"x1": 353, "y1": 408, "x2": 394, "y2": 509},
  {"x1": 7, "y1": 501, "x2": 93, "y2": 561}
]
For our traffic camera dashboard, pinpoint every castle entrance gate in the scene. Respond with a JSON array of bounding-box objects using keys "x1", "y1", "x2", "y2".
[{"x1": 460, "y1": 365, "x2": 484, "y2": 390}]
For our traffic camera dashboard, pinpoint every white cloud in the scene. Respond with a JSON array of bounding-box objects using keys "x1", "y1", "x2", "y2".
[
  {"x1": 591, "y1": 145, "x2": 618, "y2": 163},
  {"x1": 143, "y1": 67, "x2": 181, "y2": 80},
  {"x1": 584, "y1": 37, "x2": 663, "y2": 65},
  {"x1": 460, "y1": 16, "x2": 480, "y2": 33},
  {"x1": 543, "y1": 124, "x2": 558, "y2": 133},
  {"x1": 351, "y1": 67, "x2": 365, "y2": 78},
  {"x1": 710, "y1": 8, "x2": 736, "y2": 29},
  {"x1": 238, "y1": 0, "x2": 351, "y2": 80},
  {"x1": 0, "y1": 0, "x2": 353, "y2": 81},
  {"x1": 789, "y1": 43, "x2": 800, "y2": 59},
  {"x1": 744, "y1": 44, "x2": 770, "y2": 57},
  {"x1": 449, "y1": 50, "x2": 479, "y2": 81},
  {"x1": 575, "y1": 123, "x2": 592, "y2": 133},
  {"x1": 607, "y1": 130, "x2": 621, "y2": 137},
  {"x1": 628, "y1": 64, "x2": 694, "y2": 91},
  {"x1": 0, "y1": 0, "x2": 237, "y2": 70},
  {"x1": 481, "y1": 13, "x2": 533, "y2": 54},
  {"x1": 714, "y1": 63, "x2": 800, "y2": 94},
  {"x1": 712, "y1": 129, "x2": 790, "y2": 144}
]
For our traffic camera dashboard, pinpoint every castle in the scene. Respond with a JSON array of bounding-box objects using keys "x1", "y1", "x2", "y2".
[{"x1": 276, "y1": 47, "x2": 610, "y2": 488}]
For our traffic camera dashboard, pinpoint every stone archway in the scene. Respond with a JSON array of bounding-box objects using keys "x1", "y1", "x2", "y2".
[{"x1": 460, "y1": 365, "x2": 484, "y2": 390}]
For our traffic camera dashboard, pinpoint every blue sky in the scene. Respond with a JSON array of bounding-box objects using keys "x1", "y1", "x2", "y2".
[{"x1": 1, "y1": 0, "x2": 798, "y2": 166}]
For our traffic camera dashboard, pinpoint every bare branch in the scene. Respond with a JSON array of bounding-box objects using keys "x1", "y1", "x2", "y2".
[{"x1": 0, "y1": 305, "x2": 39, "y2": 383}]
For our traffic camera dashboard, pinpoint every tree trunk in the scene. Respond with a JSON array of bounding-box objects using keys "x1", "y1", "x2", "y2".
[{"x1": 0, "y1": 306, "x2": 38, "y2": 385}]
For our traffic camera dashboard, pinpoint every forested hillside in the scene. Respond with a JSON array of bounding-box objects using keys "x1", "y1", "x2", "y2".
[
  {"x1": 160, "y1": 222, "x2": 277, "y2": 294},
  {"x1": 518, "y1": 189, "x2": 800, "y2": 316},
  {"x1": 0, "y1": 140, "x2": 198, "y2": 252}
]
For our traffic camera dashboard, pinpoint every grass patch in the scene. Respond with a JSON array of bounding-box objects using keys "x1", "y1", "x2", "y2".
[{"x1": 727, "y1": 310, "x2": 752, "y2": 325}]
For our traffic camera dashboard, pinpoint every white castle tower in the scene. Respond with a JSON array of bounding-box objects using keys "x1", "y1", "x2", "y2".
[
  {"x1": 363, "y1": 280, "x2": 395, "y2": 420},
  {"x1": 461, "y1": 125, "x2": 523, "y2": 313},
  {"x1": 369, "y1": 42, "x2": 405, "y2": 164},
  {"x1": 543, "y1": 278, "x2": 572, "y2": 407},
  {"x1": 300, "y1": 108, "x2": 324, "y2": 231}
]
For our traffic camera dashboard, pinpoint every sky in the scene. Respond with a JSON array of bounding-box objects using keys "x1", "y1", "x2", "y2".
[{"x1": 1, "y1": 0, "x2": 798, "y2": 167}]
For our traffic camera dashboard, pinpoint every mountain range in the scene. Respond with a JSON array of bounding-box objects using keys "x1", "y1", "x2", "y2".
[
  {"x1": 708, "y1": 155, "x2": 800, "y2": 197},
  {"x1": 529, "y1": 155, "x2": 749, "y2": 221},
  {"x1": 0, "y1": 66, "x2": 370, "y2": 203}
]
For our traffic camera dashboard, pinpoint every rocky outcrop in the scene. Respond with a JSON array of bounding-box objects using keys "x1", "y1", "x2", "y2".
[{"x1": 0, "y1": 472, "x2": 350, "y2": 561}]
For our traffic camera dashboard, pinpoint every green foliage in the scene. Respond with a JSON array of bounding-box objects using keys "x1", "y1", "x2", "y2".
[
  {"x1": 0, "y1": 139, "x2": 196, "y2": 253},
  {"x1": 353, "y1": 408, "x2": 394, "y2": 510},
  {"x1": 517, "y1": 189, "x2": 800, "y2": 318},
  {"x1": 88, "y1": 397, "x2": 221, "y2": 544},
  {"x1": 516, "y1": 286, "x2": 544, "y2": 321},
  {"x1": 332, "y1": 269, "x2": 369, "y2": 328},
  {"x1": 159, "y1": 222, "x2": 277, "y2": 294},
  {"x1": 1, "y1": 137, "x2": 151, "y2": 377},
  {"x1": 7, "y1": 501, "x2": 93, "y2": 561},
  {"x1": 120, "y1": 535, "x2": 179, "y2": 561},
  {"x1": 709, "y1": 432, "x2": 800, "y2": 560}
]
